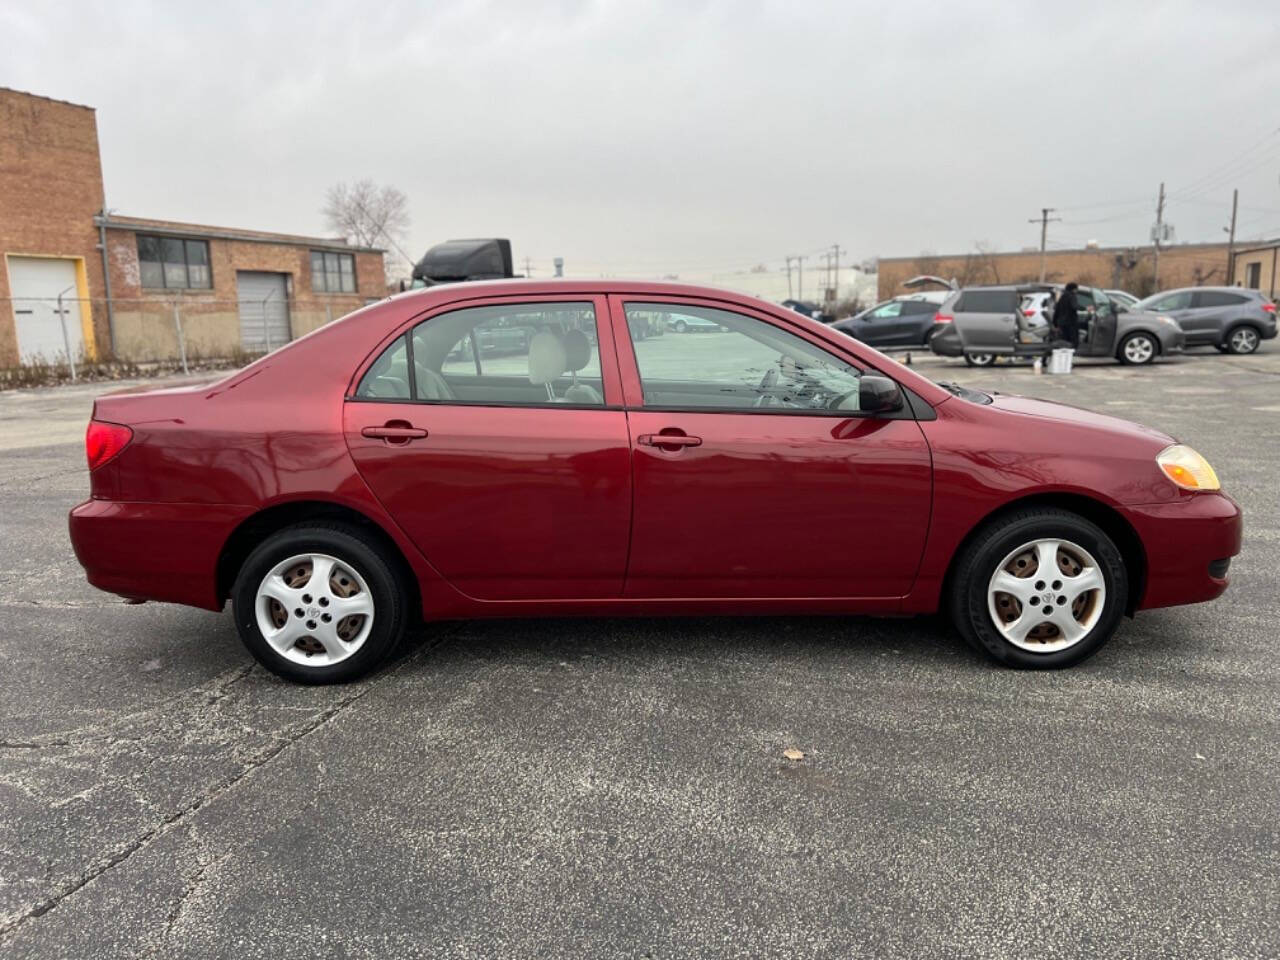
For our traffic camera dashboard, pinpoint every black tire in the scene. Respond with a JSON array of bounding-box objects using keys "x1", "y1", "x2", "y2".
[
  {"x1": 1225, "y1": 324, "x2": 1261, "y2": 355},
  {"x1": 231, "y1": 522, "x2": 409, "y2": 684},
  {"x1": 1117, "y1": 331, "x2": 1158, "y2": 365},
  {"x1": 964, "y1": 352, "x2": 995, "y2": 367},
  {"x1": 948, "y1": 508, "x2": 1128, "y2": 669},
  {"x1": 674, "y1": 319, "x2": 687, "y2": 334}
]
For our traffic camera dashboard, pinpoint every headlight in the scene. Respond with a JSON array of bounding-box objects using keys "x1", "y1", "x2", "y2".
[{"x1": 1157, "y1": 444, "x2": 1220, "y2": 491}]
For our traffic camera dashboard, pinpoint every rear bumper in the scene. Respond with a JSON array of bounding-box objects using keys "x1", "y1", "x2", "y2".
[
  {"x1": 1122, "y1": 493, "x2": 1243, "y2": 610},
  {"x1": 928, "y1": 324, "x2": 964, "y2": 357},
  {"x1": 69, "y1": 499, "x2": 254, "y2": 611}
]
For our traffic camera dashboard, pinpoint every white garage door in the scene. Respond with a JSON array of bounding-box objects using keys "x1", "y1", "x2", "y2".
[
  {"x1": 8, "y1": 256, "x2": 86, "y2": 365},
  {"x1": 237, "y1": 271, "x2": 291, "y2": 352}
]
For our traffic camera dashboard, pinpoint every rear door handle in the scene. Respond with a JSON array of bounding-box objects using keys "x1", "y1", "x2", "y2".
[
  {"x1": 637, "y1": 433, "x2": 702, "y2": 448},
  {"x1": 361, "y1": 422, "x2": 428, "y2": 442}
]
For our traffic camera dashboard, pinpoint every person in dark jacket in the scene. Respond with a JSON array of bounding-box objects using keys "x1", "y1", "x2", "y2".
[{"x1": 1052, "y1": 282, "x2": 1080, "y2": 346}]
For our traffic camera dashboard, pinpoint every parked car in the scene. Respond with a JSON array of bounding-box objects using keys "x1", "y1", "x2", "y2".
[
  {"x1": 70, "y1": 280, "x2": 1240, "y2": 683},
  {"x1": 1106, "y1": 289, "x2": 1141, "y2": 309},
  {"x1": 446, "y1": 315, "x2": 531, "y2": 359},
  {"x1": 666, "y1": 312, "x2": 726, "y2": 333},
  {"x1": 831, "y1": 292, "x2": 949, "y2": 348},
  {"x1": 930, "y1": 284, "x2": 1185, "y2": 366},
  {"x1": 927, "y1": 286, "x2": 1051, "y2": 366},
  {"x1": 1133, "y1": 286, "x2": 1277, "y2": 354},
  {"x1": 1021, "y1": 291, "x2": 1055, "y2": 326}
]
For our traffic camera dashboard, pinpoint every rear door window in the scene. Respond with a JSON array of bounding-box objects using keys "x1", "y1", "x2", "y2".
[
  {"x1": 956, "y1": 291, "x2": 1018, "y2": 313},
  {"x1": 1195, "y1": 291, "x2": 1248, "y2": 308},
  {"x1": 355, "y1": 301, "x2": 605, "y2": 407}
]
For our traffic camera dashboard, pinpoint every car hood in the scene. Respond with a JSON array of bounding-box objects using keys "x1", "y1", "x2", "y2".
[{"x1": 987, "y1": 393, "x2": 1175, "y2": 447}]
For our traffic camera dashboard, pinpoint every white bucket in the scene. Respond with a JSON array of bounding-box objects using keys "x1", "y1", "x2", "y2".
[{"x1": 1048, "y1": 348, "x2": 1074, "y2": 374}]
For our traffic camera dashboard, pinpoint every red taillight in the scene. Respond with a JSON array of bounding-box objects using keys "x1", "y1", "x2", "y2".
[
  {"x1": 933, "y1": 313, "x2": 953, "y2": 324},
  {"x1": 1023, "y1": 308, "x2": 1037, "y2": 317},
  {"x1": 85, "y1": 420, "x2": 133, "y2": 471},
  {"x1": 1264, "y1": 302, "x2": 1277, "y2": 314}
]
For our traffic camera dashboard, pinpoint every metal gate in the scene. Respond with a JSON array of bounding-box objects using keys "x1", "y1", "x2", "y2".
[{"x1": 236, "y1": 271, "x2": 290, "y2": 352}]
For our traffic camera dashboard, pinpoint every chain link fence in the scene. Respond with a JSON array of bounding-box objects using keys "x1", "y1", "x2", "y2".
[{"x1": 2, "y1": 295, "x2": 360, "y2": 387}]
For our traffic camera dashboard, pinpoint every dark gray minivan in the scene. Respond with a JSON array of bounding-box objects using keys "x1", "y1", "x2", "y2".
[{"x1": 1134, "y1": 286, "x2": 1277, "y2": 354}]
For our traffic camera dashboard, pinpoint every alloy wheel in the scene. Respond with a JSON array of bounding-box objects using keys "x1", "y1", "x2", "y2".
[
  {"x1": 1229, "y1": 327, "x2": 1259, "y2": 354},
  {"x1": 987, "y1": 538, "x2": 1105, "y2": 653},
  {"x1": 1123, "y1": 334, "x2": 1155, "y2": 364},
  {"x1": 255, "y1": 553, "x2": 375, "y2": 666}
]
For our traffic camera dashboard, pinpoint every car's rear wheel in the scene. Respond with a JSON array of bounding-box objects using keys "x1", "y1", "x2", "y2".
[
  {"x1": 964, "y1": 353, "x2": 995, "y2": 367},
  {"x1": 949, "y1": 509, "x2": 1128, "y2": 668},
  {"x1": 1118, "y1": 331, "x2": 1158, "y2": 365},
  {"x1": 673, "y1": 319, "x2": 687, "y2": 333},
  {"x1": 232, "y1": 522, "x2": 409, "y2": 684},
  {"x1": 1225, "y1": 325, "x2": 1260, "y2": 354}
]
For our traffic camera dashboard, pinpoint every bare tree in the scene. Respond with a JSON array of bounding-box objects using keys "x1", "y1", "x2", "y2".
[{"x1": 322, "y1": 180, "x2": 412, "y2": 285}]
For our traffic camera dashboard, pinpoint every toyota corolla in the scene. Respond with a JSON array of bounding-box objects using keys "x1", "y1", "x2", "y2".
[{"x1": 70, "y1": 281, "x2": 1241, "y2": 683}]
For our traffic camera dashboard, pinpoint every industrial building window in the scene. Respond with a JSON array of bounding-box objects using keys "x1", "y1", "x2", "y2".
[
  {"x1": 311, "y1": 251, "x2": 356, "y2": 293},
  {"x1": 137, "y1": 236, "x2": 211, "y2": 289}
]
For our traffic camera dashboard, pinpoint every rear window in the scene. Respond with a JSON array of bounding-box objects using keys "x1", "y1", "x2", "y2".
[
  {"x1": 1197, "y1": 291, "x2": 1248, "y2": 307},
  {"x1": 955, "y1": 290, "x2": 1018, "y2": 313}
]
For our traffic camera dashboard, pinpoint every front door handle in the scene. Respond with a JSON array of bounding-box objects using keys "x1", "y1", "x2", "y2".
[
  {"x1": 637, "y1": 432, "x2": 702, "y2": 449},
  {"x1": 362, "y1": 421, "x2": 428, "y2": 443}
]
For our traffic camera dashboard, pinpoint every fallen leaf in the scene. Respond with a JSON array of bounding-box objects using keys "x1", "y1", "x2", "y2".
[{"x1": 783, "y1": 748, "x2": 805, "y2": 761}]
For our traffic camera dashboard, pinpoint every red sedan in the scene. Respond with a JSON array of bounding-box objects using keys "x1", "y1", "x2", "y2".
[{"x1": 70, "y1": 281, "x2": 1241, "y2": 683}]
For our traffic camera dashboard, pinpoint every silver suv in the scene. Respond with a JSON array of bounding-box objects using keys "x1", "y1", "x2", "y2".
[{"x1": 1134, "y1": 286, "x2": 1277, "y2": 354}]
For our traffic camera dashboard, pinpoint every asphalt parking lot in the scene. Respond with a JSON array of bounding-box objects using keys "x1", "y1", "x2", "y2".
[{"x1": 1, "y1": 348, "x2": 1278, "y2": 958}]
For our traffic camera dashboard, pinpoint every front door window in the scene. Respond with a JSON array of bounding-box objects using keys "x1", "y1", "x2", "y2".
[{"x1": 623, "y1": 302, "x2": 863, "y2": 413}]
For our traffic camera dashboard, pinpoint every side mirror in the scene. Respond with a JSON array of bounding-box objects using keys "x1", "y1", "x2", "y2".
[
  {"x1": 1115, "y1": 303, "x2": 1128, "y2": 314},
  {"x1": 858, "y1": 374, "x2": 903, "y2": 414}
]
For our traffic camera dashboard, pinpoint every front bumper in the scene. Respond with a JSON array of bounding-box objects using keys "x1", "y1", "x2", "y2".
[
  {"x1": 1122, "y1": 492, "x2": 1242, "y2": 610},
  {"x1": 1158, "y1": 327, "x2": 1186, "y2": 354},
  {"x1": 69, "y1": 499, "x2": 254, "y2": 610}
]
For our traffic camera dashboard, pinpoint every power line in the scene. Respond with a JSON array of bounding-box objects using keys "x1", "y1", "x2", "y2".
[{"x1": 1166, "y1": 126, "x2": 1280, "y2": 200}]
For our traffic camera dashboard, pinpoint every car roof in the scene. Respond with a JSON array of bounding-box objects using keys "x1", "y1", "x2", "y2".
[{"x1": 1145, "y1": 285, "x2": 1256, "y2": 295}]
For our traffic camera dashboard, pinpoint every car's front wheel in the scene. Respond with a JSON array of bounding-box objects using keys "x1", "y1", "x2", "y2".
[
  {"x1": 949, "y1": 509, "x2": 1128, "y2": 668},
  {"x1": 1225, "y1": 325, "x2": 1260, "y2": 354},
  {"x1": 964, "y1": 352, "x2": 995, "y2": 367},
  {"x1": 1118, "y1": 331, "x2": 1158, "y2": 365},
  {"x1": 673, "y1": 319, "x2": 687, "y2": 333},
  {"x1": 232, "y1": 522, "x2": 409, "y2": 684}
]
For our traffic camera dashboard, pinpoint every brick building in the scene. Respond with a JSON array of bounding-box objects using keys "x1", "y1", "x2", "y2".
[
  {"x1": 1231, "y1": 239, "x2": 1280, "y2": 299},
  {"x1": 877, "y1": 242, "x2": 1239, "y2": 301},
  {"x1": 0, "y1": 87, "x2": 384, "y2": 367}
]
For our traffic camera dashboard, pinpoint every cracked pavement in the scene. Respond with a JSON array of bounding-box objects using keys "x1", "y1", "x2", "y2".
[{"x1": 1, "y1": 350, "x2": 1278, "y2": 958}]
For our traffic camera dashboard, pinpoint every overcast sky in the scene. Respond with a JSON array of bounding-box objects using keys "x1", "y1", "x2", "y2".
[{"x1": 3, "y1": 0, "x2": 1279, "y2": 278}]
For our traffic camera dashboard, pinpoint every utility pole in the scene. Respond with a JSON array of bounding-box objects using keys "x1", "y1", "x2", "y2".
[
  {"x1": 796, "y1": 255, "x2": 806, "y2": 302},
  {"x1": 784, "y1": 256, "x2": 795, "y2": 299},
  {"x1": 832, "y1": 244, "x2": 843, "y2": 302},
  {"x1": 1028, "y1": 208, "x2": 1060, "y2": 282},
  {"x1": 523, "y1": 256, "x2": 534, "y2": 278},
  {"x1": 1225, "y1": 188, "x2": 1239, "y2": 283},
  {"x1": 1152, "y1": 182, "x2": 1166, "y2": 290}
]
